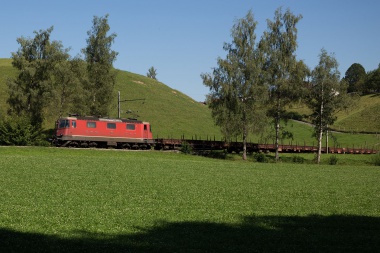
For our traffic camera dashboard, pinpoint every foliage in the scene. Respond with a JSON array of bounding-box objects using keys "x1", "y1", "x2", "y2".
[
  {"x1": 254, "y1": 152, "x2": 269, "y2": 163},
  {"x1": 292, "y1": 155, "x2": 305, "y2": 164},
  {"x1": 307, "y1": 49, "x2": 349, "y2": 164},
  {"x1": 344, "y1": 63, "x2": 366, "y2": 93},
  {"x1": 7, "y1": 27, "x2": 70, "y2": 128},
  {"x1": 328, "y1": 155, "x2": 338, "y2": 165},
  {"x1": 82, "y1": 14, "x2": 118, "y2": 117},
  {"x1": 201, "y1": 10, "x2": 268, "y2": 160},
  {"x1": 259, "y1": 7, "x2": 307, "y2": 161},
  {"x1": 147, "y1": 66, "x2": 157, "y2": 80},
  {"x1": 180, "y1": 141, "x2": 193, "y2": 154},
  {"x1": 283, "y1": 111, "x2": 304, "y2": 121},
  {"x1": 0, "y1": 116, "x2": 45, "y2": 146},
  {"x1": 49, "y1": 58, "x2": 88, "y2": 118},
  {"x1": 372, "y1": 152, "x2": 380, "y2": 166},
  {"x1": 365, "y1": 65, "x2": 380, "y2": 94}
]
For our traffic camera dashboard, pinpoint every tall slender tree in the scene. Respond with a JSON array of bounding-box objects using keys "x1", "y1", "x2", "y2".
[
  {"x1": 82, "y1": 14, "x2": 118, "y2": 116},
  {"x1": 201, "y1": 10, "x2": 267, "y2": 160},
  {"x1": 260, "y1": 8, "x2": 307, "y2": 161},
  {"x1": 308, "y1": 49, "x2": 348, "y2": 164}
]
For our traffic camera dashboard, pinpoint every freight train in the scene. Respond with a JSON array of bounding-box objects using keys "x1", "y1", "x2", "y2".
[{"x1": 51, "y1": 115, "x2": 378, "y2": 154}]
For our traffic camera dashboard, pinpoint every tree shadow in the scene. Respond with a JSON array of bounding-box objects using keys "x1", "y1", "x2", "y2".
[{"x1": 1, "y1": 215, "x2": 379, "y2": 252}]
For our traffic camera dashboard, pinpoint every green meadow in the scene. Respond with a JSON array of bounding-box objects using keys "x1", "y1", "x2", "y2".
[{"x1": 0, "y1": 147, "x2": 379, "y2": 252}]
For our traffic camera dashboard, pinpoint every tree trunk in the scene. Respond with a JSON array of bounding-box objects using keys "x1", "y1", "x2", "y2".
[
  {"x1": 317, "y1": 99, "x2": 324, "y2": 164},
  {"x1": 242, "y1": 125, "x2": 247, "y2": 160},
  {"x1": 317, "y1": 126, "x2": 323, "y2": 164},
  {"x1": 275, "y1": 100, "x2": 281, "y2": 161},
  {"x1": 275, "y1": 118, "x2": 280, "y2": 161}
]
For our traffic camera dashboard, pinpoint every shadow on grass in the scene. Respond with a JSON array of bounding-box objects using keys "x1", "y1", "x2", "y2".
[{"x1": 1, "y1": 215, "x2": 379, "y2": 252}]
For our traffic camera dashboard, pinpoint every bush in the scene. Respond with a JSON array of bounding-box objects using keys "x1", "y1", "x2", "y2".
[
  {"x1": 180, "y1": 141, "x2": 193, "y2": 154},
  {"x1": 0, "y1": 116, "x2": 44, "y2": 146},
  {"x1": 292, "y1": 155, "x2": 305, "y2": 164},
  {"x1": 328, "y1": 155, "x2": 338, "y2": 165},
  {"x1": 283, "y1": 111, "x2": 303, "y2": 121},
  {"x1": 254, "y1": 152, "x2": 268, "y2": 163},
  {"x1": 372, "y1": 153, "x2": 380, "y2": 166}
]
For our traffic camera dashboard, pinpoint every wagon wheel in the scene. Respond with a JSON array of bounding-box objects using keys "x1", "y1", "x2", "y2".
[{"x1": 89, "y1": 142, "x2": 97, "y2": 148}]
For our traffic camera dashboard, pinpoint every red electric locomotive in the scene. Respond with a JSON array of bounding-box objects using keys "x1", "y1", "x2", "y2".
[{"x1": 52, "y1": 116, "x2": 154, "y2": 149}]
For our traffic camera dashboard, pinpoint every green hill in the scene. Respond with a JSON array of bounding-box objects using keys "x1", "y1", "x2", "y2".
[
  {"x1": 288, "y1": 94, "x2": 380, "y2": 133},
  {"x1": 0, "y1": 58, "x2": 222, "y2": 140},
  {"x1": 110, "y1": 70, "x2": 221, "y2": 139},
  {"x1": 334, "y1": 94, "x2": 380, "y2": 133}
]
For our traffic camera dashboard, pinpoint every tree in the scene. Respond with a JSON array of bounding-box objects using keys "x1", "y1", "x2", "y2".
[
  {"x1": 147, "y1": 66, "x2": 157, "y2": 80},
  {"x1": 259, "y1": 8, "x2": 307, "y2": 161},
  {"x1": 344, "y1": 63, "x2": 366, "y2": 93},
  {"x1": 49, "y1": 57, "x2": 87, "y2": 118},
  {"x1": 365, "y1": 65, "x2": 380, "y2": 94},
  {"x1": 7, "y1": 26, "x2": 70, "y2": 128},
  {"x1": 201, "y1": 10, "x2": 267, "y2": 160},
  {"x1": 82, "y1": 14, "x2": 118, "y2": 116},
  {"x1": 307, "y1": 49, "x2": 348, "y2": 164}
]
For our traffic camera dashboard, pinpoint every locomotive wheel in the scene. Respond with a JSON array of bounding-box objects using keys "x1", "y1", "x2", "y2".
[
  {"x1": 122, "y1": 143, "x2": 131, "y2": 149},
  {"x1": 69, "y1": 142, "x2": 79, "y2": 148}
]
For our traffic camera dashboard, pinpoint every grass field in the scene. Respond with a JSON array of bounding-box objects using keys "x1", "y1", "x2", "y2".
[{"x1": 0, "y1": 147, "x2": 379, "y2": 252}]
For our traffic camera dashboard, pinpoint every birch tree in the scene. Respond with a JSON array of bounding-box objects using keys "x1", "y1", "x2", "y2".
[
  {"x1": 260, "y1": 8, "x2": 307, "y2": 161},
  {"x1": 308, "y1": 49, "x2": 348, "y2": 164},
  {"x1": 201, "y1": 10, "x2": 267, "y2": 160}
]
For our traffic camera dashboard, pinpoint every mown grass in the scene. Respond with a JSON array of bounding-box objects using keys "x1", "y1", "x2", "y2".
[{"x1": 0, "y1": 147, "x2": 379, "y2": 252}]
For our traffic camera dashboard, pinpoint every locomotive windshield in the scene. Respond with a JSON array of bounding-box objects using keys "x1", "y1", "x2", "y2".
[{"x1": 58, "y1": 119, "x2": 70, "y2": 128}]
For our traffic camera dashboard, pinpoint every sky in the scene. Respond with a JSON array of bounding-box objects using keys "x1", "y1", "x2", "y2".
[{"x1": 1, "y1": 0, "x2": 379, "y2": 102}]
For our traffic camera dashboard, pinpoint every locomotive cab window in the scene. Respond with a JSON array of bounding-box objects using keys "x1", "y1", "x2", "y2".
[
  {"x1": 59, "y1": 120, "x2": 69, "y2": 128},
  {"x1": 126, "y1": 124, "x2": 135, "y2": 130},
  {"x1": 87, "y1": 122, "x2": 96, "y2": 128},
  {"x1": 72, "y1": 121, "x2": 76, "y2": 128},
  {"x1": 107, "y1": 123, "x2": 116, "y2": 129}
]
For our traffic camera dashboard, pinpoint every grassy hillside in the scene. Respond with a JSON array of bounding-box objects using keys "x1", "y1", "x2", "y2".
[
  {"x1": 334, "y1": 94, "x2": 380, "y2": 133},
  {"x1": 0, "y1": 58, "x2": 222, "y2": 139},
  {"x1": 110, "y1": 71, "x2": 221, "y2": 139},
  {"x1": 288, "y1": 94, "x2": 380, "y2": 133}
]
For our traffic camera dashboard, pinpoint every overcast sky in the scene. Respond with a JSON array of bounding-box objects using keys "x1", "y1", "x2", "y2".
[{"x1": 1, "y1": 0, "x2": 379, "y2": 101}]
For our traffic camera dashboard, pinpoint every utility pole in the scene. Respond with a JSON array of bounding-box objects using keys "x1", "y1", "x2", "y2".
[{"x1": 118, "y1": 91, "x2": 121, "y2": 119}]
